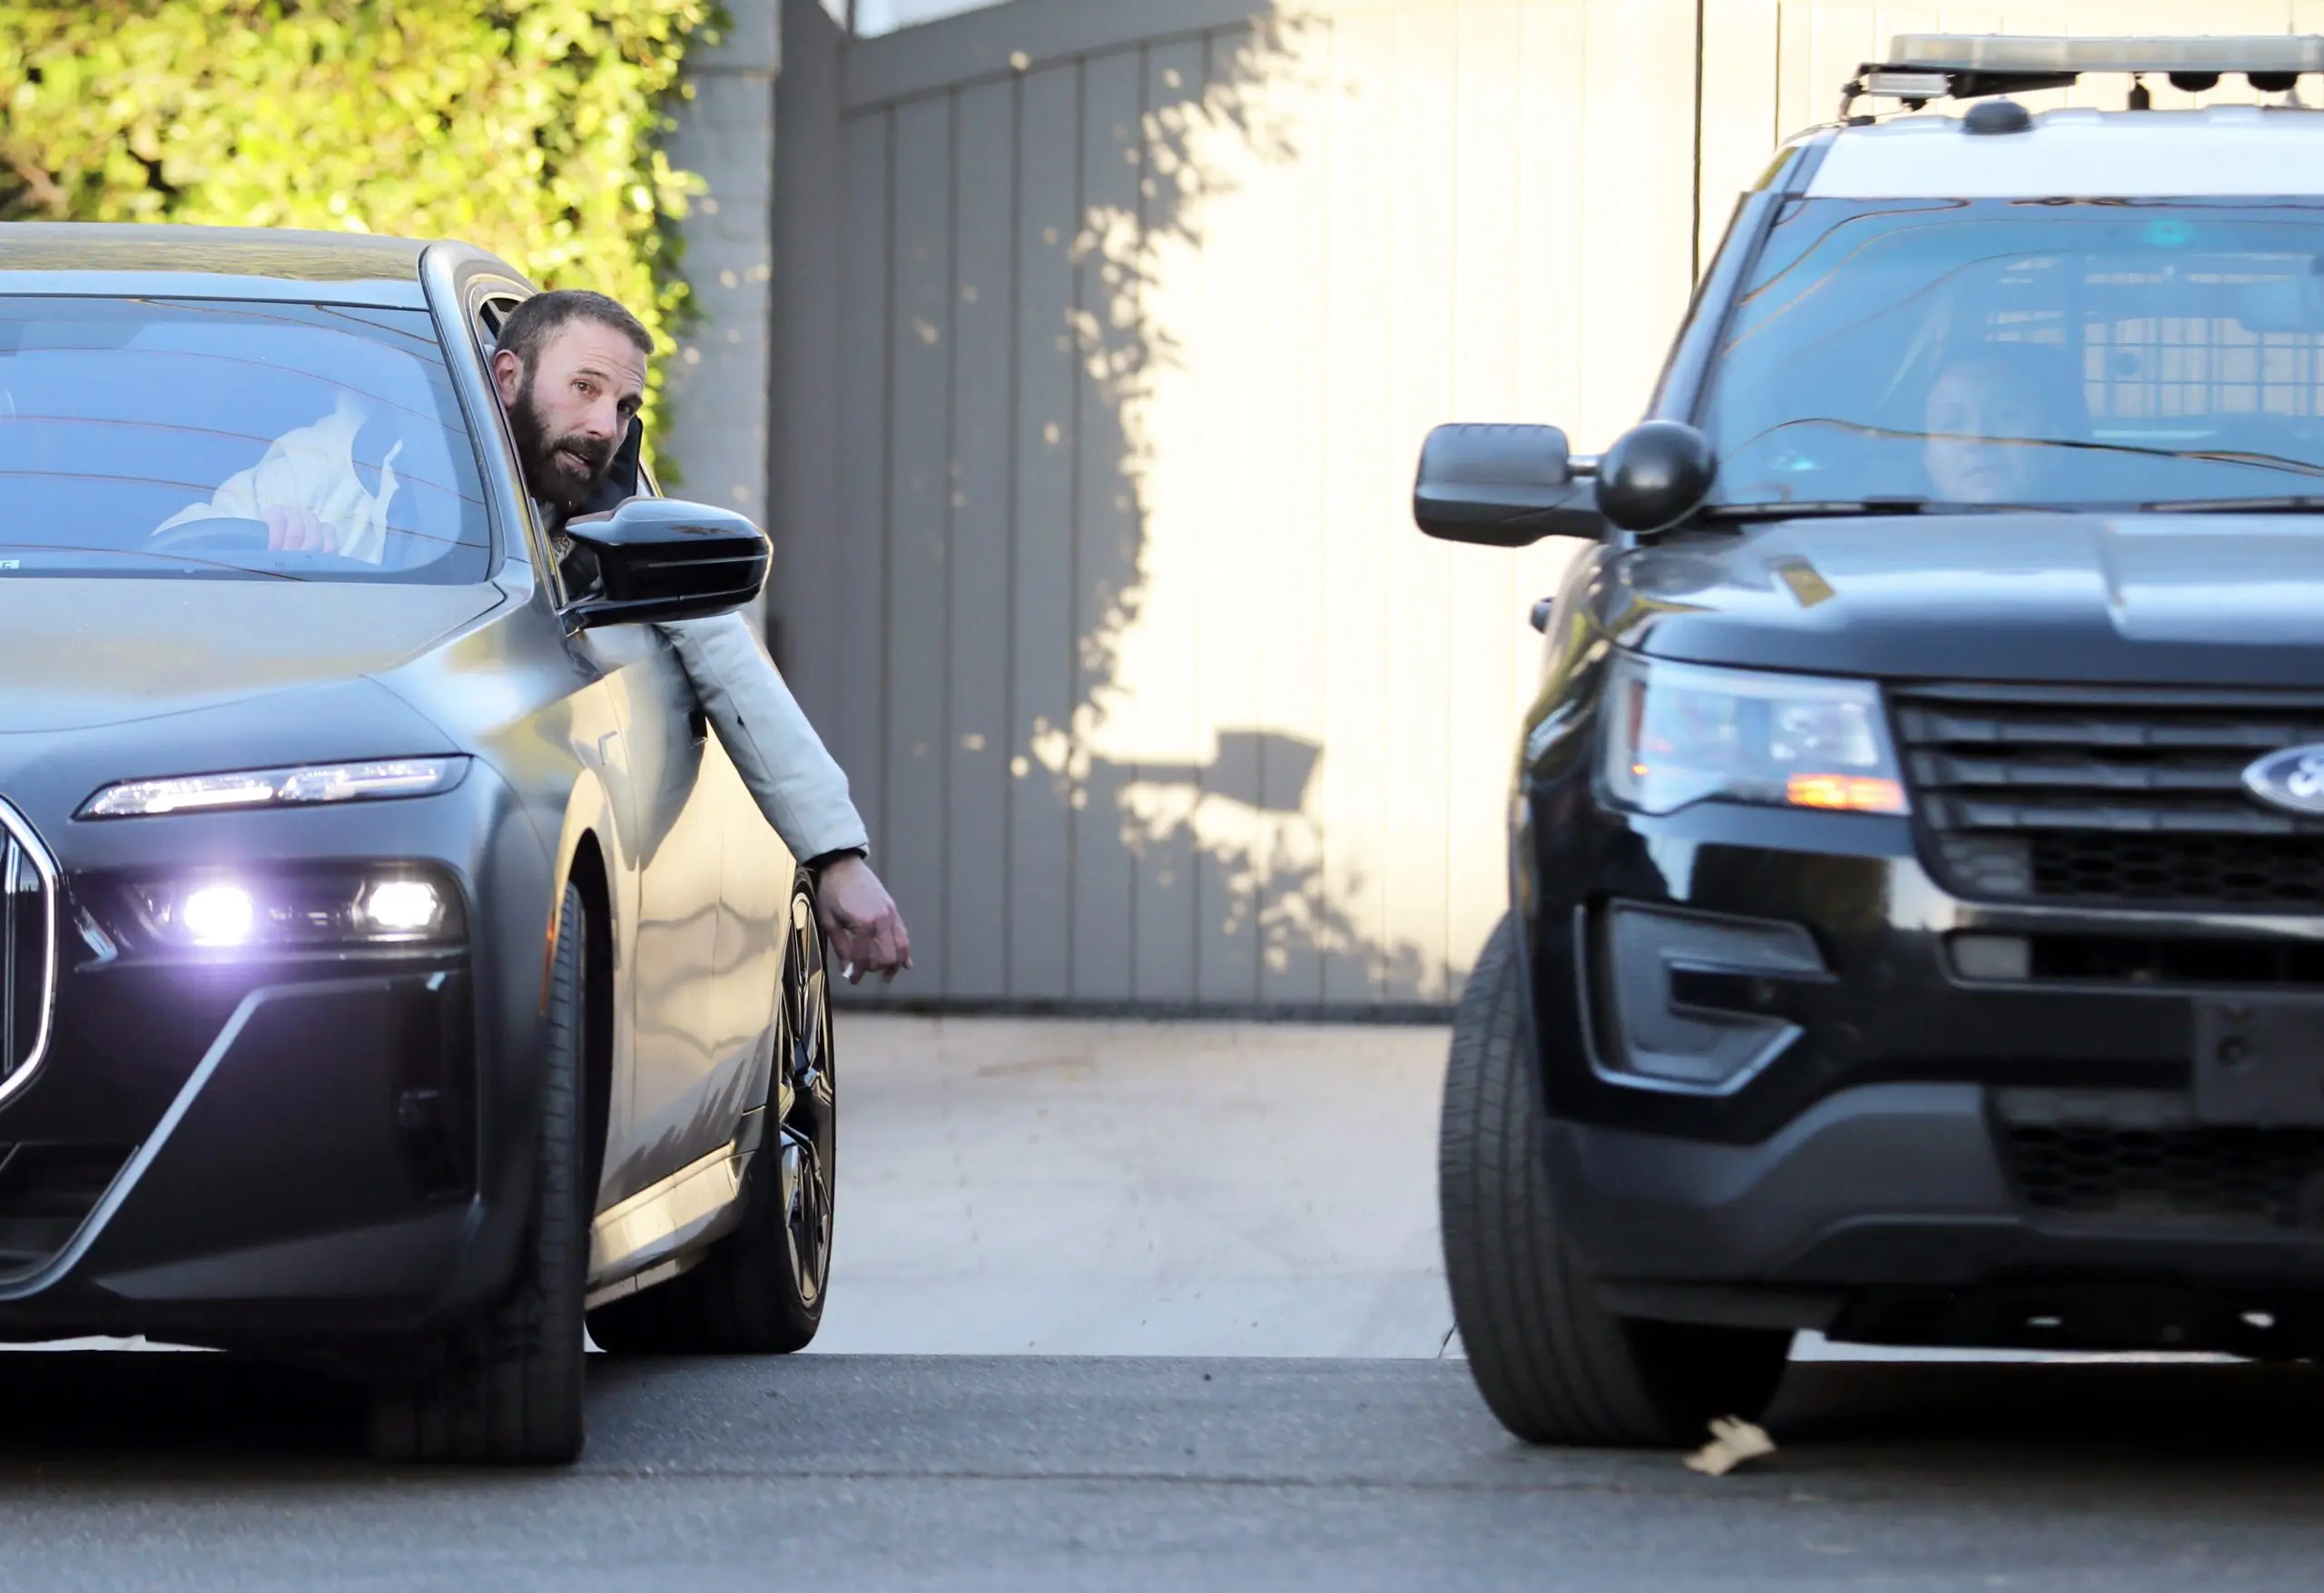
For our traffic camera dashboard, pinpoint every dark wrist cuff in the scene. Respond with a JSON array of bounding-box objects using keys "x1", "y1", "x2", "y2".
[{"x1": 805, "y1": 847, "x2": 868, "y2": 873}]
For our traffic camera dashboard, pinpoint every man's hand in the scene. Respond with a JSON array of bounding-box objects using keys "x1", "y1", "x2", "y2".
[
  {"x1": 815, "y1": 855, "x2": 911, "y2": 985},
  {"x1": 262, "y1": 504, "x2": 336, "y2": 554}
]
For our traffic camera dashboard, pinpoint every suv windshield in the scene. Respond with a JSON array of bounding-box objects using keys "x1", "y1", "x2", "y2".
[
  {"x1": 0, "y1": 297, "x2": 489, "y2": 581},
  {"x1": 1701, "y1": 198, "x2": 2324, "y2": 512}
]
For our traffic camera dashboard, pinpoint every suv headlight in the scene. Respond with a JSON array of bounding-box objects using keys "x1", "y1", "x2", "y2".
[
  {"x1": 1601, "y1": 654, "x2": 1906, "y2": 817},
  {"x1": 80, "y1": 757, "x2": 468, "y2": 820}
]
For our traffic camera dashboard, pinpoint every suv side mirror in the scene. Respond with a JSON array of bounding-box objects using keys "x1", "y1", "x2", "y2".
[
  {"x1": 1413, "y1": 423, "x2": 1607, "y2": 546},
  {"x1": 561, "y1": 497, "x2": 771, "y2": 628},
  {"x1": 1597, "y1": 420, "x2": 1716, "y2": 533}
]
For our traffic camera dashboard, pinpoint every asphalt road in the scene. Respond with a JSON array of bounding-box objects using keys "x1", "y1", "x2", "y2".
[{"x1": 4, "y1": 1350, "x2": 2322, "y2": 1590}]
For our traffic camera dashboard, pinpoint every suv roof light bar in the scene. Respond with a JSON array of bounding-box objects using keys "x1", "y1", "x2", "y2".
[
  {"x1": 1888, "y1": 34, "x2": 2324, "y2": 76},
  {"x1": 1841, "y1": 33, "x2": 2324, "y2": 119}
]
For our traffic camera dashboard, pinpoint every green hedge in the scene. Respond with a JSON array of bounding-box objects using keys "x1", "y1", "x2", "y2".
[{"x1": 0, "y1": 0, "x2": 716, "y2": 445}]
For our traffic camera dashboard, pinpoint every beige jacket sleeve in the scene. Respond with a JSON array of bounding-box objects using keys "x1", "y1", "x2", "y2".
[{"x1": 654, "y1": 612, "x2": 870, "y2": 863}]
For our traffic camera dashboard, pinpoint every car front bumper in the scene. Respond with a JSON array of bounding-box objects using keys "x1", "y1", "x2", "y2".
[
  {"x1": 1523, "y1": 791, "x2": 2324, "y2": 1352},
  {"x1": 0, "y1": 764, "x2": 556, "y2": 1351}
]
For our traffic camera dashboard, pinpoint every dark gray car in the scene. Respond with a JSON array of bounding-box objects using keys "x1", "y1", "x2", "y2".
[{"x1": 0, "y1": 223, "x2": 835, "y2": 1464}]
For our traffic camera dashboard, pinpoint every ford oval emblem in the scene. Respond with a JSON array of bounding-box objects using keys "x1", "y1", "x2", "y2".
[{"x1": 2244, "y1": 745, "x2": 2324, "y2": 815}]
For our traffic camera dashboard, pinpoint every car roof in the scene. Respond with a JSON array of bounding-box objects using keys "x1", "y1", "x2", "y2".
[
  {"x1": 0, "y1": 222, "x2": 438, "y2": 309},
  {"x1": 1807, "y1": 105, "x2": 2324, "y2": 199}
]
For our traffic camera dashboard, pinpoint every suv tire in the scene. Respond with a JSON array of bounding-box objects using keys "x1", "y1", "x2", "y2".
[
  {"x1": 367, "y1": 881, "x2": 591, "y2": 1465},
  {"x1": 1440, "y1": 914, "x2": 1790, "y2": 1447},
  {"x1": 588, "y1": 871, "x2": 833, "y2": 1355}
]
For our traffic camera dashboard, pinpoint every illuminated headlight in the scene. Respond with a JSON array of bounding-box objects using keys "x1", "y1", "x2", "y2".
[
  {"x1": 179, "y1": 884, "x2": 257, "y2": 947},
  {"x1": 1601, "y1": 654, "x2": 1907, "y2": 817},
  {"x1": 127, "y1": 869, "x2": 464, "y2": 950},
  {"x1": 80, "y1": 758, "x2": 468, "y2": 820}
]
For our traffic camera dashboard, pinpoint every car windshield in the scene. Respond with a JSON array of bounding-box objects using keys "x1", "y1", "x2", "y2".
[
  {"x1": 1699, "y1": 198, "x2": 2324, "y2": 513},
  {"x1": 0, "y1": 296, "x2": 489, "y2": 581}
]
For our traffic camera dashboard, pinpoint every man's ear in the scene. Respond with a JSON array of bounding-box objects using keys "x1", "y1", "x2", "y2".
[{"x1": 491, "y1": 348, "x2": 523, "y2": 408}]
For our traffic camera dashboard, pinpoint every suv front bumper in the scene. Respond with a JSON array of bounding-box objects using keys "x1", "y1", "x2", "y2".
[{"x1": 1527, "y1": 795, "x2": 2324, "y2": 1351}]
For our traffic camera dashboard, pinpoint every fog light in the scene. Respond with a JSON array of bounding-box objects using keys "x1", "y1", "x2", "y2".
[
  {"x1": 361, "y1": 879, "x2": 444, "y2": 937},
  {"x1": 1950, "y1": 932, "x2": 2031, "y2": 982},
  {"x1": 181, "y1": 884, "x2": 255, "y2": 946}
]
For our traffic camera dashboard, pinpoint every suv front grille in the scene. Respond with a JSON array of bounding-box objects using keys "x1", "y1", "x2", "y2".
[
  {"x1": 2004, "y1": 1123, "x2": 2324, "y2": 1230},
  {"x1": 1995, "y1": 1088, "x2": 2324, "y2": 1231},
  {"x1": 1, "y1": 803, "x2": 57, "y2": 1094},
  {"x1": 1895, "y1": 686, "x2": 2324, "y2": 910}
]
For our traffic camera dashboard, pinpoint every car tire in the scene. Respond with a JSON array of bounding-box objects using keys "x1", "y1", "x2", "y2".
[
  {"x1": 1440, "y1": 914, "x2": 1791, "y2": 1448},
  {"x1": 366, "y1": 881, "x2": 591, "y2": 1465},
  {"x1": 587, "y1": 870, "x2": 834, "y2": 1355}
]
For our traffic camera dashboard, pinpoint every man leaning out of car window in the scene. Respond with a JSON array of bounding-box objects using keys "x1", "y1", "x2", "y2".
[{"x1": 489, "y1": 289, "x2": 911, "y2": 985}]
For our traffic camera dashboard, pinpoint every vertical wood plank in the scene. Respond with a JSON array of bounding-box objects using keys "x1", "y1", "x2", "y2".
[
  {"x1": 1256, "y1": 12, "x2": 1333, "y2": 1008},
  {"x1": 1188, "y1": 25, "x2": 1267, "y2": 1006},
  {"x1": 1379, "y1": 1, "x2": 1460, "y2": 1003},
  {"x1": 885, "y1": 94, "x2": 955, "y2": 990},
  {"x1": 945, "y1": 77, "x2": 1017, "y2": 998},
  {"x1": 1443, "y1": 0, "x2": 1531, "y2": 993},
  {"x1": 1576, "y1": 0, "x2": 1699, "y2": 451},
  {"x1": 1319, "y1": 5, "x2": 1399, "y2": 1005},
  {"x1": 1132, "y1": 33, "x2": 1209, "y2": 1006},
  {"x1": 833, "y1": 111, "x2": 891, "y2": 901},
  {"x1": 1699, "y1": 0, "x2": 1781, "y2": 266},
  {"x1": 1009, "y1": 61, "x2": 1082, "y2": 1000},
  {"x1": 1516, "y1": 1, "x2": 1588, "y2": 432},
  {"x1": 771, "y1": 0, "x2": 845, "y2": 730},
  {"x1": 1072, "y1": 47, "x2": 1147, "y2": 1000},
  {"x1": 1508, "y1": 0, "x2": 1593, "y2": 988}
]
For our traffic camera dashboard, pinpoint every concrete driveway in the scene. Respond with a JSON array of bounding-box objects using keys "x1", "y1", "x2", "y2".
[{"x1": 811, "y1": 1012, "x2": 1455, "y2": 1358}]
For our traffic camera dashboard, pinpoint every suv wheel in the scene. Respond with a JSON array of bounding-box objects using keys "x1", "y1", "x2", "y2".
[
  {"x1": 368, "y1": 881, "x2": 591, "y2": 1465},
  {"x1": 1440, "y1": 915, "x2": 1790, "y2": 1447},
  {"x1": 588, "y1": 872, "x2": 835, "y2": 1354}
]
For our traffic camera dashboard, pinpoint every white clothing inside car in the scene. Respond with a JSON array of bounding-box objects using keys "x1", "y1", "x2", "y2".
[{"x1": 156, "y1": 393, "x2": 403, "y2": 563}]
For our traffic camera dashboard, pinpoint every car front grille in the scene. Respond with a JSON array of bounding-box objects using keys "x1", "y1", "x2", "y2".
[
  {"x1": 1894, "y1": 685, "x2": 2324, "y2": 910},
  {"x1": 1, "y1": 802, "x2": 57, "y2": 1094}
]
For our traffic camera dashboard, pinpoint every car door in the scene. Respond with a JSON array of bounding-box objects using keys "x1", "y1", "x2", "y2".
[
  {"x1": 466, "y1": 287, "x2": 729, "y2": 1206},
  {"x1": 624, "y1": 450, "x2": 789, "y2": 1159}
]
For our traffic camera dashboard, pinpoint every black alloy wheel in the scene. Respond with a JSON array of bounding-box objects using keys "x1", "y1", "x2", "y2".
[
  {"x1": 586, "y1": 870, "x2": 835, "y2": 1354},
  {"x1": 773, "y1": 881, "x2": 837, "y2": 1323}
]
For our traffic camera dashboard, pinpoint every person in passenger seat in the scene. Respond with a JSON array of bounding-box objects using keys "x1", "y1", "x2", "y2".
[{"x1": 492, "y1": 289, "x2": 912, "y2": 984}]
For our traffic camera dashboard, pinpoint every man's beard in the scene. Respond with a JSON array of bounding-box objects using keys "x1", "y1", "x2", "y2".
[{"x1": 511, "y1": 373, "x2": 616, "y2": 510}]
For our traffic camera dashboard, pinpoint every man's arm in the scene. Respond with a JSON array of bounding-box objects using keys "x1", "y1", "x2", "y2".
[{"x1": 655, "y1": 612, "x2": 911, "y2": 982}]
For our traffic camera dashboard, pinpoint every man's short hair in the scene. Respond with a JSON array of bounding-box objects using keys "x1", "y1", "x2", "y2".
[{"x1": 494, "y1": 290, "x2": 653, "y2": 379}]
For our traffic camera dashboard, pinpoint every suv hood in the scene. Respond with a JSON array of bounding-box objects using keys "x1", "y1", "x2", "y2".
[
  {"x1": 0, "y1": 578, "x2": 505, "y2": 733},
  {"x1": 1609, "y1": 514, "x2": 2324, "y2": 687}
]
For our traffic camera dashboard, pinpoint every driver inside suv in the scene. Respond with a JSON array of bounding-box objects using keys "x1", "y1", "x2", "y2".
[{"x1": 1921, "y1": 343, "x2": 2092, "y2": 504}]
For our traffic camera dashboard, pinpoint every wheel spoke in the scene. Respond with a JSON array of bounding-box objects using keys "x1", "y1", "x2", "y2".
[{"x1": 779, "y1": 1126, "x2": 830, "y2": 1305}]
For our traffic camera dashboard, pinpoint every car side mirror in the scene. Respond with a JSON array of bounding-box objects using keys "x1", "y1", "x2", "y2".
[
  {"x1": 560, "y1": 497, "x2": 771, "y2": 628},
  {"x1": 1413, "y1": 424, "x2": 1607, "y2": 546}
]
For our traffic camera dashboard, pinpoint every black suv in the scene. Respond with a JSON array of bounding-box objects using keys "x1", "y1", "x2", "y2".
[{"x1": 1419, "y1": 35, "x2": 2324, "y2": 1444}]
